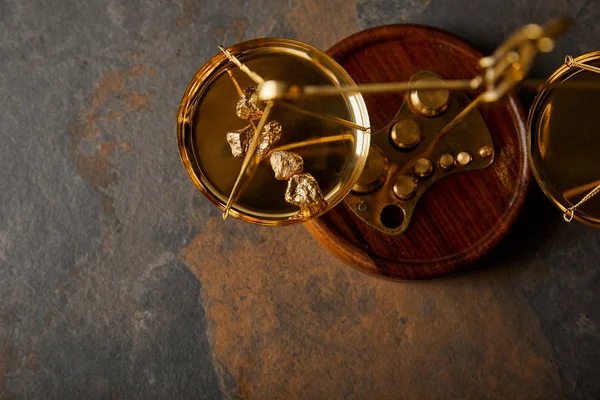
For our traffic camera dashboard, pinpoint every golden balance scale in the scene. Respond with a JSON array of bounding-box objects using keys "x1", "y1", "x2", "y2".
[{"x1": 178, "y1": 19, "x2": 600, "y2": 279}]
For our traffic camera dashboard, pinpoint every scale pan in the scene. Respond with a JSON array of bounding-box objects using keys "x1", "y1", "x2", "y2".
[
  {"x1": 178, "y1": 38, "x2": 370, "y2": 225},
  {"x1": 528, "y1": 51, "x2": 600, "y2": 229}
]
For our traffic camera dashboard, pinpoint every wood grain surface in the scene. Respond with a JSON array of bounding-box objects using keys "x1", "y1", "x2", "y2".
[{"x1": 307, "y1": 24, "x2": 530, "y2": 279}]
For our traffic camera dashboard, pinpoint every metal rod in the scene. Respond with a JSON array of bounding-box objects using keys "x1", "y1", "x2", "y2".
[
  {"x1": 297, "y1": 78, "x2": 481, "y2": 99},
  {"x1": 218, "y1": 45, "x2": 264, "y2": 85},
  {"x1": 226, "y1": 69, "x2": 244, "y2": 96},
  {"x1": 223, "y1": 101, "x2": 274, "y2": 219},
  {"x1": 268, "y1": 134, "x2": 354, "y2": 156},
  {"x1": 277, "y1": 101, "x2": 370, "y2": 132},
  {"x1": 565, "y1": 55, "x2": 600, "y2": 74},
  {"x1": 262, "y1": 77, "x2": 600, "y2": 101},
  {"x1": 435, "y1": 93, "x2": 485, "y2": 140},
  {"x1": 226, "y1": 69, "x2": 260, "y2": 133}
]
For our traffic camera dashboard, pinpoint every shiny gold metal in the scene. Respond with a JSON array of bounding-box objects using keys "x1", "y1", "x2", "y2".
[
  {"x1": 218, "y1": 45, "x2": 264, "y2": 85},
  {"x1": 257, "y1": 78, "x2": 481, "y2": 101},
  {"x1": 456, "y1": 152, "x2": 473, "y2": 167},
  {"x1": 236, "y1": 85, "x2": 265, "y2": 121},
  {"x1": 220, "y1": 45, "x2": 335, "y2": 220},
  {"x1": 343, "y1": 71, "x2": 494, "y2": 235},
  {"x1": 259, "y1": 76, "x2": 600, "y2": 102},
  {"x1": 226, "y1": 125, "x2": 252, "y2": 158},
  {"x1": 257, "y1": 19, "x2": 570, "y2": 106},
  {"x1": 270, "y1": 151, "x2": 304, "y2": 180},
  {"x1": 224, "y1": 100, "x2": 274, "y2": 219},
  {"x1": 226, "y1": 69, "x2": 244, "y2": 96},
  {"x1": 269, "y1": 133, "x2": 354, "y2": 155},
  {"x1": 564, "y1": 184, "x2": 600, "y2": 222},
  {"x1": 285, "y1": 173, "x2": 328, "y2": 219},
  {"x1": 560, "y1": 55, "x2": 600, "y2": 223},
  {"x1": 478, "y1": 146, "x2": 494, "y2": 158},
  {"x1": 226, "y1": 70, "x2": 260, "y2": 135},
  {"x1": 285, "y1": 173, "x2": 324, "y2": 206},
  {"x1": 181, "y1": 21, "x2": 582, "y2": 230},
  {"x1": 478, "y1": 18, "x2": 569, "y2": 103},
  {"x1": 433, "y1": 93, "x2": 486, "y2": 146},
  {"x1": 408, "y1": 76, "x2": 451, "y2": 117},
  {"x1": 255, "y1": 120, "x2": 282, "y2": 159},
  {"x1": 276, "y1": 100, "x2": 369, "y2": 132},
  {"x1": 178, "y1": 38, "x2": 370, "y2": 226},
  {"x1": 352, "y1": 146, "x2": 387, "y2": 194},
  {"x1": 259, "y1": 76, "x2": 600, "y2": 104},
  {"x1": 413, "y1": 158, "x2": 434, "y2": 178},
  {"x1": 393, "y1": 176, "x2": 418, "y2": 200},
  {"x1": 528, "y1": 51, "x2": 600, "y2": 228},
  {"x1": 564, "y1": 55, "x2": 600, "y2": 74},
  {"x1": 390, "y1": 119, "x2": 421, "y2": 149},
  {"x1": 439, "y1": 154, "x2": 454, "y2": 171}
]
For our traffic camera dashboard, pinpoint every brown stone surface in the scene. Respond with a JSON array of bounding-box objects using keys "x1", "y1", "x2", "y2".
[
  {"x1": 2, "y1": 0, "x2": 600, "y2": 398},
  {"x1": 181, "y1": 218, "x2": 562, "y2": 399},
  {"x1": 284, "y1": 0, "x2": 361, "y2": 49}
]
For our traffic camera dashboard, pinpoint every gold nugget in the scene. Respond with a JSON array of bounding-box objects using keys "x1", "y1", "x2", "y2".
[
  {"x1": 285, "y1": 173, "x2": 327, "y2": 219},
  {"x1": 256, "y1": 121, "x2": 282, "y2": 159},
  {"x1": 226, "y1": 125, "x2": 252, "y2": 158},
  {"x1": 285, "y1": 173, "x2": 325, "y2": 206},
  {"x1": 226, "y1": 121, "x2": 282, "y2": 159},
  {"x1": 270, "y1": 151, "x2": 304, "y2": 180},
  {"x1": 223, "y1": 101, "x2": 274, "y2": 219},
  {"x1": 236, "y1": 85, "x2": 265, "y2": 121}
]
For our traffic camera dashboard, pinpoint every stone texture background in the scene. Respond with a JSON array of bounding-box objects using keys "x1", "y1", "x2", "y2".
[{"x1": 1, "y1": 0, "x2": 599, "y2": 399}]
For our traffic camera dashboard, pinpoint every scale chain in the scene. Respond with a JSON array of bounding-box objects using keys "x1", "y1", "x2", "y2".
[
  {"x1": 564, "y1": 55, "x2": 600, "y2": 74},
  {"x1": 564, "y1": 185, "x2": 600, "y2": 222}
]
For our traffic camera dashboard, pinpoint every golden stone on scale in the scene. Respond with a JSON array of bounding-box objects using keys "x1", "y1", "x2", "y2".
[
  {"x1": 285, "y1": 173, "x2": 324, "y2": 207},
  {"x1": 236, "y1": 85, "x2": 265, "y2": 121},
  {"x1": 256, "y1": 120, "x2": 283, "y2": 159},
  {"x1": 226, "y1": 120, "x2": 283, "y2": 159},
  {"x1": 226, "y1": 125, "x2": 252, "y2": 158},
  {"x1": 270, "y1": 151, "x2": 304, "y2": 180}
]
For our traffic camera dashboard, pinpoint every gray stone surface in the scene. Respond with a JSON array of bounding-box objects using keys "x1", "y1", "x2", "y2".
[{"x1": 0, "y1": 0, "x2": 599, "y2": 399}]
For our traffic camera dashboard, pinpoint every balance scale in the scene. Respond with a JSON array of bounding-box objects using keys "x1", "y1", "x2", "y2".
[{"x1": 177, "y1": 19, "x2": 600, "y2": 279}]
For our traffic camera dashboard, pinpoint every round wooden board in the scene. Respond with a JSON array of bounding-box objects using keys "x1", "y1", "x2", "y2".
[{"x1": 306, "y1": 24, "x2": 530, "y2": 279}]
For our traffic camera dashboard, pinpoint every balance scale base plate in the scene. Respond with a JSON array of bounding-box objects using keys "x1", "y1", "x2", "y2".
[{"x1": 307, "y1": 24, "x2": 530, "y2": 280}]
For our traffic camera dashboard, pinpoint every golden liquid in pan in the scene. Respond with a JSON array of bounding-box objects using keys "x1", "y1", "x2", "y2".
[
  {"x1": 531, "y1": 62, "x2": 600, "y2": 226},
  {"x1": 179, "y1": 40, "x2": 370, "y2": 224}
]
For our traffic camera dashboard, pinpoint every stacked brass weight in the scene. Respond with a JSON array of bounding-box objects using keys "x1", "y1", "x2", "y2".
[{"x1": 226, "y1": 84, "x2": 326, "y2": 218}]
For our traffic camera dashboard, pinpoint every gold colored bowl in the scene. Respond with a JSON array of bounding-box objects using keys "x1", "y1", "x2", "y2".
[
  {"x1": 178, "y1": 38, "x2": 370, "y2": 225},
  {"x1": 527, "y1": 51, "x2": 600, "y2": 228}
]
